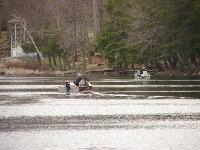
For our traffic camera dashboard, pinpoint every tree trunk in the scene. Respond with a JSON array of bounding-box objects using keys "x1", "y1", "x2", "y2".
[
  {"x1": 167, "y1": 57, "x2": 175, "y2": 69},
  {"x1": 93, "y1": 0, "x2": 98, "y2": 44},
  {"x1": 78, "y1": 0, "x2": 91, "y2": 72},
  {"x1": 81, "y1": 41, "x2": 86, "y2": 71},
  {"x1": 52, "y1": 55, "x2": 57, "y2": 67},
  {"x1": 24, "y1": 24, "x2": 43, "y2": 62},
  {"x1": 79, "y1": 21, "x2": 87, "y2": 71},
  {"x1": 172, "y1": 58, "x2": 177, "y2": 69},
  {"x1": 190, "y1": 54, "x2": 197, "y2": 67},
  {"x1": 164, "y1": 57, "x2": 169, "y2": 69},
  {"x1": 58, "y1": 54, "x2": 62, "y2": 70},
  {"x1": 155, "y1": 59, "x2": 163, "y2": 71},
  {"x1": 70, "y1": 41, "x2": 76, "y2": 72},
  {"x1": 63, "y1": 49, "x2": 67, "y2": 71},
  {"x1": 93, "y1": 0, "x2": 104, "y2": 44},
  {"x1": 37, "y1": 53, "x2": 41, "y2": 66},
  {"x1": 48, "y1": 54, "x2": 52, "y2": 68},
  {"x1": 0, "y1": 18, "x2": 2, "y2": 38}
]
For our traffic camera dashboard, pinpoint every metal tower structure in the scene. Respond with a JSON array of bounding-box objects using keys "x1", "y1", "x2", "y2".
[{"x1": 8, "y1": 17, "x2": 26, "y2": 57}]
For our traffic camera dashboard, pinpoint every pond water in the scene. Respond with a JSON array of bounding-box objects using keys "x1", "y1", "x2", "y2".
[{"x1": 0, "y1": 75, "x2": 200, "y2": 150}]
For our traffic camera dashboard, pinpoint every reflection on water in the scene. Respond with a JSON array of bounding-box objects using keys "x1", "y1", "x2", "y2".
[{"x1": 0, "y1": 75, "x2": 200, "y2": 150}]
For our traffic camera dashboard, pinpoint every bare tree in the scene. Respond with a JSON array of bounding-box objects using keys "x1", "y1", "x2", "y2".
[
  {"x1": 1, "y1": 0, "x2": 94, "y2": 72},
  {"x1": 93, "y1": 0, "x2": 104, "y2": 44}
]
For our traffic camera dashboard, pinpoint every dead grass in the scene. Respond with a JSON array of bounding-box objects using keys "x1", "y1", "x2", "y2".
[{"x1": 4, "y1": 58, "x2": 40, "y2": 69}]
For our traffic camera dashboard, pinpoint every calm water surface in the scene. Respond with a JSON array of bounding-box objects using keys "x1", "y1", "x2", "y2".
[{"x1": 0, "y1": 75, "x2": 200, "y2": 150}]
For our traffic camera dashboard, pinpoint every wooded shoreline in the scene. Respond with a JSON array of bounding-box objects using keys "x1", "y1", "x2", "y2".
[
  {"x1": 1, "y1": 66, "x2": 199, "y2": 77},
  {"x1": 1, "y1": 0, "x2": 200, "y2": 75}
]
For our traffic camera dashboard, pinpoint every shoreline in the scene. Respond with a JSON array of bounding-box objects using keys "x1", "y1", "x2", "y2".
[{"x1": 0, "y1": 67, "x2": 200, "y2": 77}]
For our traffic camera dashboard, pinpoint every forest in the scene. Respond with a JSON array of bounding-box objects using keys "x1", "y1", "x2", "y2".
[{"x1": 0, "y1": 0, "x2": 200, "y2": 73}]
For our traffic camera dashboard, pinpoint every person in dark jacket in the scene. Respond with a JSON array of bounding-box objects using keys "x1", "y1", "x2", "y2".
[
  {"x1": 65, "y1": 81, "x2": 71, "y2": 92},
  {"x1": 73, "y1": 74, "x2": 83, "y2": 86}
]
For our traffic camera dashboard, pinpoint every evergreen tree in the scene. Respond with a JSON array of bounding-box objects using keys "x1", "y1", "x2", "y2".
[{"x1": 96, "y1": 0, "x2": 132, "y2": 71}]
